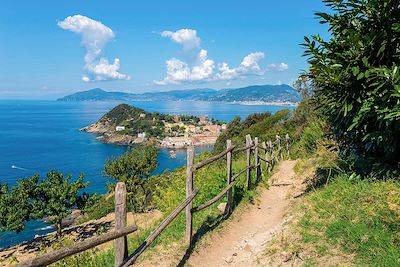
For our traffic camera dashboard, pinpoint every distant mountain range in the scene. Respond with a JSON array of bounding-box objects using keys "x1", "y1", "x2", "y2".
[{"x1": 57, "y1": 84, "x2": 300, "y2": 103}]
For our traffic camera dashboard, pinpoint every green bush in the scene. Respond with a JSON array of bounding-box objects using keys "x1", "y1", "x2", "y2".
[
  {"x1": 291, "y1": 120, "x2": 327, "y2": 158},
  {"x1": 303, "y1": 0, "x2": 400, "y2": 167}
]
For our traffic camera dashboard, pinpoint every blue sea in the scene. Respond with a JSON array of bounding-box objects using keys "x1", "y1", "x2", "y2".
[{"x1": 0, "y1": 100, "x2": 292, "y2": 248}]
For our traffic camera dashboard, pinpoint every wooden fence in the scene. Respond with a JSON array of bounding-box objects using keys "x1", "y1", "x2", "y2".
[{"x1": 15, "y1": 134, "x2": 290, "y2": 267}]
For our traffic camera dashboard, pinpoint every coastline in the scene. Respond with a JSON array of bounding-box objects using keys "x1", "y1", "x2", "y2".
[
  {"x1": 228, "y1": 100, "x2": 298, "y2": 106},
  {"x1": 65, "y1": 99, "x2": 299, "y2": 107},
  {"x1": 81, "y1": 126, "x2": 218, "y2": 149}
]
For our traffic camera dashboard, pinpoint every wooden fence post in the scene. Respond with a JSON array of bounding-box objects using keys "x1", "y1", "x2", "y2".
[
  {"x1": 186, "y1": 145, "x2": 195, "y2": 246},
  {"x1": 115, "y1": 182, "x2": 128, "y2": 267},
  {"x1": 254, "y1": 137, "x2": 260, "y2": 182},
  {"x1": 262, "y1": 142, "x2": 269, "y2": 172},
  {"x1": 245, "y1": 134, "x2": 252, "y2": 190},
  {"x1": 225, "y1": 140, "x2": 233, "y2": 215},
  {"x1": 285, "y1": 133, "x2": 290, "y2": 158},
  {"x1": 276, "y1": 134, "x2": 282, "y2": 160},
  {"x1": 269, "y1": 140, "x2": 274, "y2": 168}
]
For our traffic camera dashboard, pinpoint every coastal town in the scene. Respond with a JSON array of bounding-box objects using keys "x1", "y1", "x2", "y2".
[{"x1": 82, "y1": 104, "x2": 227, "y2": 150}]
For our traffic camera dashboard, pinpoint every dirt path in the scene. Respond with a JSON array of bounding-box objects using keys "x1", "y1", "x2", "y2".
[{"x1": 187, "y1": 160, "x2": 302, "y2": 267}]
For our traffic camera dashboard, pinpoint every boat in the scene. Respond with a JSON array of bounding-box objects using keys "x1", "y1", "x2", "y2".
[{"x1": 169, "y1": 150, "x2": 176, "y2": 158}]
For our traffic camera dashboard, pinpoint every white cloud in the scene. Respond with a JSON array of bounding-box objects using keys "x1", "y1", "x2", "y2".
[
  {"x1": 266, "y1": 63, "x2": 289, "y2": 71},
  {"x1": 157, "y1": 29, "x2": 288, "y2": 85},
  {"x1": 216, "y1": 52, "x2": 265, "y2": 80},
  {"x1": 155, "y1": 49, "x2": 215, "y2": 85},
  {"x1": 161, "y1": 29, "x2": 201, "y2": 50},
  {"x1": 58, "y1": 15, "x2": 130, "y2": 82}
]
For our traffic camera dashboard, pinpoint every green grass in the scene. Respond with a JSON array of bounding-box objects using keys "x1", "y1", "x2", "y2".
[{"x1": 298, "y1": 174, "x2": 400, "y2": 266}]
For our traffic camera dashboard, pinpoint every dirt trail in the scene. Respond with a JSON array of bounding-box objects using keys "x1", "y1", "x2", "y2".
[{"x1": 187, "y1": 160, "x2": 302, "y2": 267}]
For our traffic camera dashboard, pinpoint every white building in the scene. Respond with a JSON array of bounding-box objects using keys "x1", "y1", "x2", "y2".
[
  {"x1": 138, "y1": 132, "x2": 146, "y2": 138},
  {"x1": 115, "y1": 126, "x2": 125, "y2": 132}
]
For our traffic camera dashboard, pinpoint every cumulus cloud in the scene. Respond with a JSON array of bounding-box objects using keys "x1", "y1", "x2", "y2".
[
  {"x1": 156, "y1": 29, "x2": 214, "y2": 84},
  {"x1": 161, "y1": 29, "x2": 201, "y2": 50},
  {"x1": 58, "y1": 15, "x2": 130, "y2": 82},
  {"x1": 155, "y1": 49, "x2": 214, "y2": 85},
  {"x1": 216, "y1": 52, "x2": 265, "y2": 80},
  {"x1": 266, "y1": 63, "x2": 289, "y2": 71},
  {"x1": 156, "y1": 28, "x2": 288, "y2": 85}
]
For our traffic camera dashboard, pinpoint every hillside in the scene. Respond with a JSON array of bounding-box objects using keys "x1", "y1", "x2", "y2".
[{"x1": 57, "y1": 84, "x2": 301, "y2": 103}]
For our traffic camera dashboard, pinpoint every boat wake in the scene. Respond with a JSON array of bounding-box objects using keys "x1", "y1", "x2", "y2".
[
  {"x1": 35, "y1": 225, "x2": 54, "y2": 231},
  {"x1": 11, "y1": 165, "x2": 30, "y2": 171}
]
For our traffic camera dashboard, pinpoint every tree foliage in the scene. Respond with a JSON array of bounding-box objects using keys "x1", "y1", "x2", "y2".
[
  {"x1": 303, "y1": 0, "x2": 400, "y2": 167},
  {"x1": 0, "y1": 171, "x2": 89, "y2": 238},
  {"x1": 0, "y1": 175, "x2": 38, "y2": 232},
  {"x1": 103, "y1": 143, "x2": 159, "y2": 212},
  {"x1": 32, "y1": 171, "x2": 89, "y2": 237}
]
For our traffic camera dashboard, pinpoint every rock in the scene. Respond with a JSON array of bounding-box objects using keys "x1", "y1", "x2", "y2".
[
  {"x1": 232, "y1": 252, "x2": 238, "y2": 257},
  {"x1": 223, "y1": 256, "x2": 233, "y2": 263},
  {"x1": 293, "y1": 191, "x2": 305, "y2": 198},
  {"x1": 217, "y1": 202, "x2": 227, "y2": 214},
  {"x1": 62, "y1": 209, "x2": 84, "y2": 227},
  {"x1": 282, "y1": 252, "x2": 292, "y2": 262},
  {"x1": 34, "y1": 234, "x2": 40, "y2": 239},
  {"x1": 243, "y1": 244, "x2": 252, "y2": 252}
]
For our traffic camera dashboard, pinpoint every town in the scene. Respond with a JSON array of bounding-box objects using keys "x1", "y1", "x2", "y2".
[{"x1": 114, "y1": 113, "x2": 227, "y2": 149}]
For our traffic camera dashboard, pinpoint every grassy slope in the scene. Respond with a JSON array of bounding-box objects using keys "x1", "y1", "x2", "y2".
[{"x1": 298, "y1": 175, "x2": 400, "y2": 266}]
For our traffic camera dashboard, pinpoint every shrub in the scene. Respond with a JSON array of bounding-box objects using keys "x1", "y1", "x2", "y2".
[{"x1": 303, "y1": 0, "x2": 400, "y2": 167}]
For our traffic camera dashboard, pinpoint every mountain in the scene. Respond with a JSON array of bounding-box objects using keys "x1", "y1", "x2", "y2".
[{"x1": 57, "y1": 84, "x2": 300, "y2": 103}]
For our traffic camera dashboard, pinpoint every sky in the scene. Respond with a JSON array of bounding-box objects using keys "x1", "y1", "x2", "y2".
[{"x1": 0, "y1": 0, "x2": 329, "y2": 99}]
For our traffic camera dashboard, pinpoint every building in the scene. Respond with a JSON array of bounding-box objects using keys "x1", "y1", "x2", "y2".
[
  {"x1": 173, "y1": 115, "x2": 181, "y2": 123},
  {"x1": 198, "y1": 115, "x2": 209, "y2": 125},
  {"x1": 115, "y1": 126, "x2": 125, "y2": 132},
  {"x1": 221, "y1": 124, "x2": 227, "y2": 131},
  {"x1": 137, "y1": 132, "x2": 146, "y2": 138},
  {"x1": 139, "y1": 113, "x2": 146, "y2": 118},
  {"x1": 208, "y1": 124, "x2": 222, "y2": 134}
]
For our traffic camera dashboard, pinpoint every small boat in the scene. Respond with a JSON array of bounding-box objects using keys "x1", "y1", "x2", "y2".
[{"x1": 169, "y1": 150, "x2": 177, "y2": 158}]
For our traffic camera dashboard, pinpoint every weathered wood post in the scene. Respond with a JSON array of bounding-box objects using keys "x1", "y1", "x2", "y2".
[
  {"x1": 186, "y1": 145, "x2": 195, "y2": 246},
  {"x1": 254, "y1": 137, "x2": 260, "y2": 182},
  {"x1": 245, "y1": 134, "x2": 252, "y2": 190},
  {"x1": 269, "y1": 140, "x2": 274, "y2": 168},
  {"x1": 276, "y1": 134, "x2": 281, "y2": 160},
  {"x1": 225, "y1": 139, "x2": 233, "y2": 215},
  {"x1": 285, "y1": 133, "x2": 290, "y2": 158},
  {"x1": 115, "y1": 182, "x2": 128, "y2": 267},
  {"x1": 262, "y1": 141, "x2": 269, "y2": 172}
]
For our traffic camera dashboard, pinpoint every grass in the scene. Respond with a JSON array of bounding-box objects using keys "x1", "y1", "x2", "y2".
[{"x1": 276, "y1": 174, "x2": 400, "y2": 266}]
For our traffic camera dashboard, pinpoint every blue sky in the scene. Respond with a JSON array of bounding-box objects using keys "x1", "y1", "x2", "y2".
[{"x1": 0, "y1": 0, "x2": 329, "y2": 99}]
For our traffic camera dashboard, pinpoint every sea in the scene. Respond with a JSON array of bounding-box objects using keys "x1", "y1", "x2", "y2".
[{"x1": 0, "y1": 100, "x2": 293, "y2": 248}]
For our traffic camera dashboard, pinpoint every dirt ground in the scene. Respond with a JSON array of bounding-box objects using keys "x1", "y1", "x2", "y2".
[{"x1": 185, "y1": 160, "x2": 305, "y2": 267}]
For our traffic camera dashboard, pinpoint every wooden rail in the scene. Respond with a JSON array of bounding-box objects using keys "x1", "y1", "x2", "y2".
[
  {"x1": 192, "y1": 145, "x2": 235, "y2": 171},
  {"x1": 14, "y1": 225, "x2": 138, "y2": 267},
  {"x1": 120, "y1": 189, "x2": 199, "y2": 267},
  {"x1": 18, "y1": 134, "x2": 290, "y2": 267}
]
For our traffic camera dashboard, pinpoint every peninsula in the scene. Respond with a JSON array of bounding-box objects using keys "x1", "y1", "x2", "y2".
[{"x1": 82, "y1": 104, "x2": 226, "y2": 148}]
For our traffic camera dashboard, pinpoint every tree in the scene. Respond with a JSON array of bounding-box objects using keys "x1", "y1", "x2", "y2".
[
  {"x1": 0, "y1": 172, "x2": 89, "y2": 238},
  {"x1": 303, "y1": 0, "x2": 400, "y2": 167},
  {"x1": 0, "y1": 175, "x2": 38, "y2": 232},
  {"x1": 31, "y1": 171, "x2": 89, "y2": 238},
  {"x1": 103, "y1": 143, "x2": 159, "y2": 212}
]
